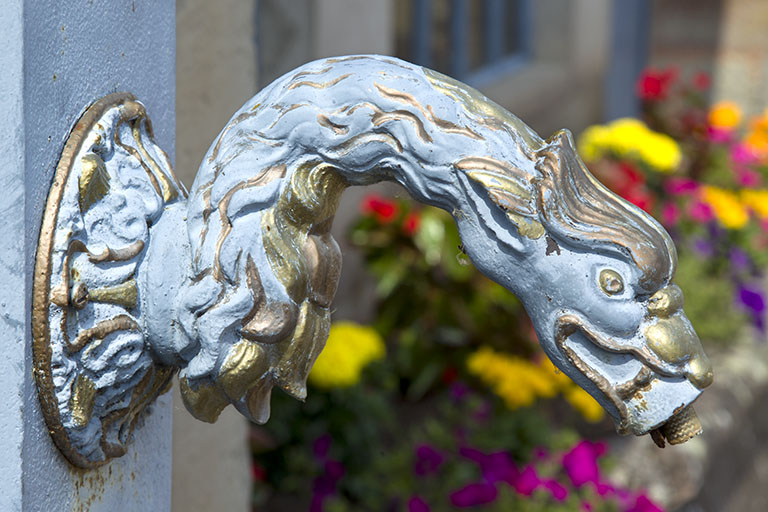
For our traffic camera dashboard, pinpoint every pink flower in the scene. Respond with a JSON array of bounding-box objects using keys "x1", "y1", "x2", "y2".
[
  {"x1": 736, "y1": 168, "x2": 762, "y2": 187},
  {"x1": 580, "y1": 502, "x2": 594, "y2": 512},
  {"x1": 414, "y1": 444, "x2": 444, "y2": 476},
  {"x1": 664, "y1": 178, "x2": 699, "y2": 196},
  {"x1": 732, "y1": 143, "x2": 758, "y2": 165},
  {"x1": 408, "y1": 495, "x2": 430, "y2": 512},
  {"x1": 562, "y1": 441, "x2": 605, "y2": 487},
  {"x1": 450, "y1": 483, "x2": 498, "y2": 507},
  {"x1": 688, "y1": 200, "x2": 714, "y2": 223},
  {"x1": 708, "y1": 126, "x2": 734, "y2": 143},
  {"x1": 513, "y1": 465, "x2": 541, "y2": 496},
  {"x1": 661, "y1": 202, "x2": 680, "y2": 226}
]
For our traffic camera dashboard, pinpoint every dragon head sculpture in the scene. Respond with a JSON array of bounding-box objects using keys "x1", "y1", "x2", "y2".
[
  {"x1": 458, "y1": 127, "x2": 712, "y2": 444},
  {"x1": 34, "y1": 55, "x2": 714, "y2": 468}
]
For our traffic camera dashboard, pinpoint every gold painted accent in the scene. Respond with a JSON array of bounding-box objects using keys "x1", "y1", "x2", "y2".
[
  {"x1": 113, "y1": 111, "x2": 164, "y2": 199},
  {"x1": 648, "y1": 284, "x2": 684, "y2": 317},
  {"x1": 286, "y1": 73, "x2": 352, "y2": 91},
  {"x1": 615, "y1": 367, "x2": 653, "y2": 400},
  {"x1": 212, "y1": 164, "x2": 287, "y2": 281},
  {"x1": 274, "y1": 300, "x2": 331, "y2": 400},
  {"x1": 507, "y1": 212, "x2": 545, "y2": 239},
  {"x1": 179, "y1": 377, "x2": 230, "y2": 423},
  {"x1": 317, "y1": 113, "x2": 349, "y2": 135},
  {"x1": 241, "y1": 255, "x2": 297, "y2": 343},
  {"x1": 78, "y1": 153, "x2": 111, "y2": 213},
  {"x1": 371, "y1": 109, "x2": 433, "y2": 143},
  {"x1": 70, "y1": 375, "x2": 97, "y2": 428},
  {"x1": 88, "y1": 278, "x2": 138, "y2": 309},
  {"x1": 292, "y1": 65, "x2": 333, "y2": 80},
  {"x1": 303, "y1": 232, "x2": 342, "y2": 308},
  {"x1": 373, "y1": 83, "x2": 483, "y2": 141},
  {"x1": 67, "y1": 314, "x2": 139, "y2": 353},
  {"x1": 332, "y1": 132, "x2": 404, "y2": 154},
  {"x1": 644, "y1": 314, "x2": 713, "y2": 389},
  {"x1": 599, "y1": 269, "x2": 624, "y2": 295},
  {"x1": 657, "y1": 405, "x2": 702, "y2": 446},
  {"x1": 219, "y1": 340, "x2": 268, "y2": 400},
  {"x1": 132, "y1": 117, "x2": 177, "y2": 202}
]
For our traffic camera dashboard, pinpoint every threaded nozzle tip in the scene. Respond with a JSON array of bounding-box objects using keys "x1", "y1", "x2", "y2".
[{"x1": 653, "y1": 405, "x2": 702, "y2": 447}]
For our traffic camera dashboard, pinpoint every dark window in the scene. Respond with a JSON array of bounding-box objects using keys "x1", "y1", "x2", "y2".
[{"x1": 395, "y1": 0, "x2": 530, "y2": 81}]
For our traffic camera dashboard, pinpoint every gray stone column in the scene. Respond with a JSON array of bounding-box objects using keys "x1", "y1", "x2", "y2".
[{"x1": 0, "y1": 1, "x2": 174, "y2": 509}]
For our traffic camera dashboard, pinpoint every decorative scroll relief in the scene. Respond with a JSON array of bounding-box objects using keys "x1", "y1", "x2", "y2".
[{"x1": 32, "y1": 94, "x2": 186, "y2": 468}]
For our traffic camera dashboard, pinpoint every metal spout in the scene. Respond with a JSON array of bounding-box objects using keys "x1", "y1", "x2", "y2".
[{"x1": 650, "y1": 405, "x2": 702, "y2": 448}]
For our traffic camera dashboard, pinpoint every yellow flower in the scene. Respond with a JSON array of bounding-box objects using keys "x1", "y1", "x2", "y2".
[
  {"x1": 708, "y1": 101, "x2": 742, "y2": 130},
  {"x1": 577, "y1": 118, "x2": 681, "y2": 173},
  {"x1": 741, "y1": 189, "x2": 768, "y2": 218},
  {"x1": 701, "y1": 186, "x2": 749, "y2": 229},
  {"x1": 308, "y1": 322, "x2": 385, "y2": 389},
  {"x1": 467, "y1": 347, "x2": 604, "y2": 422}
]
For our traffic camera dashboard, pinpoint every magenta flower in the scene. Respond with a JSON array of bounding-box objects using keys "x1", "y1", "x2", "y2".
[
  {"x1": 414, "y1": 444, "x2": 444, "y2": 476},
  {"x1": 450, "y1": 482, "x2": 498, "y2": 507},
  {"x1": 736, "y1": 168, "x2": 762, "y2": 187},
  {"x1": 732, "y1": 143, "x2": 758, "y2": 165},
  {"x1": 665, "y1": 178, "x2": 699, "y2": 196},
  {"x1": 513, "y1": 465, "x2": 541, "y2": 496},
  {"x1": 313, "y1": 434, "x2": 332, "y2": 459},
  {"x1": 543, "y1": 478, "x2": 569, "y2": 501},
  {"x1": 580, "y1": 502, "x2": 594, "y2": 512},
  {"x1": 626, "y1": 494, "x2": 665, "y2": 512},
  {"x1": 562, "y1": 441, "x2": 605, "y2": 488},
  {"x1": 459, "y1": 447, "x2": 518, "y2": 484},
  {"x1": 708, "y1": 126, "x2": 734, "y2": 143},
  {"x1": 688, "y1": 200, "x2": 714, "y2": 223},
  {"x1": 661, "y1": 203, "x2": 680, "y2": 226},
  {"x1": 408, "y1": 495, "x2": 430, "y2": 512}
]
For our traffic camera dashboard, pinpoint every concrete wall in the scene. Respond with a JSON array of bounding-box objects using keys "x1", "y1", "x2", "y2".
[
  {"x1": 174, "y1": 1, "x2": 257, "y2": 511},
  {"x1": 0, "y1": 1, "x2": 175, "y2": 509}
]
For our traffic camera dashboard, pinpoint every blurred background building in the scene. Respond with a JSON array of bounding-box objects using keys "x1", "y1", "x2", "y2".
[{"x1": 173, "y1": 1, "x2": 768, "y2": 510}]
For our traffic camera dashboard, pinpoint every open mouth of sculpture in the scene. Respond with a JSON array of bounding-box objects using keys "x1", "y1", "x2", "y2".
[{"x1": 554, "y1": 314, "x2": 708, "y2": 447}]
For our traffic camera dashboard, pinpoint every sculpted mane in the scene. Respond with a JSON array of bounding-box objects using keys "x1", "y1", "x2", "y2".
[{"x1": 173, "y1": 55, "x2": 675, "y2": 423}]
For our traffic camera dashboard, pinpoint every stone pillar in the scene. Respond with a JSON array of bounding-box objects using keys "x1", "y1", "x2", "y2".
[{"x1": 0, "y1": 1, "x2": 174, "y2": 509}]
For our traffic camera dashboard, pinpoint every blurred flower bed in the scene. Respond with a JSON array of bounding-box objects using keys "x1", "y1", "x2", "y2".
[
  {"x1": 250, "y1": 69, "x2": 766, "y2": 511},
  {"x1": 251, "y1": 198, "x2": 660, "y2": 511}
]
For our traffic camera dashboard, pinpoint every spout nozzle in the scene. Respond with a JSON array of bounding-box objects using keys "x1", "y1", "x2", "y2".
[{"x1": 650, "y1": 405, "x2": 702, "y2": 448}]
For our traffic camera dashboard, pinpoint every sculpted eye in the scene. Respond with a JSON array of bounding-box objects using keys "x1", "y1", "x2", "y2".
[{"x1": 599, "y1": 269, "x2": 625, "y2": 295}]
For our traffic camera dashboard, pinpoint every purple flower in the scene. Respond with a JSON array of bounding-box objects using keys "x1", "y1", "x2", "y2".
[
  {"x1": 562, "y1": 441, "x2": 605, "y2": 488},
  {"x1": 513, "y1": 465, "x2": 541, "y2": 496},
  {"x1": 729, "y1": 248, "x2": 751, "y2": 271},
  {"x1": 450, "y1": 483, "x2": 498, "y2": 507},
  {"x1": 692, "y1": 238, "x2": 715, "y2": 258},
  {"x1": 408, "y1": 495, "x2": 430, "y2": 512},
  {"x1": 738, "y1": 284, "x2": 766, "y2": 314},
  {"x1": 414, "y1": 445, "x2": 444, "y2": 476},
  {"x1": 543, "y1": 479, "x2": 569, "y2": 501},
  {"x1": 325, "y1": 460, "x2": 345, "y2": 481},
  {"x1": 313, "y1": 434, "x2": 332, "y2": 460},
  {"x1": 450, "y1": 382, "x2": 470, "y2": 401}
]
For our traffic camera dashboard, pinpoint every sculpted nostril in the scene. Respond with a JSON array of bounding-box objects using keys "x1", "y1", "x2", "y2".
[{"x1": 648, "y1": 284, "x2": 685, "y2": 317}]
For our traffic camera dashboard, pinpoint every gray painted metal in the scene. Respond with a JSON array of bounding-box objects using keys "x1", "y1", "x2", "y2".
[{"x1": 0, "y1": 0, "x2": 174, "y2": 509}]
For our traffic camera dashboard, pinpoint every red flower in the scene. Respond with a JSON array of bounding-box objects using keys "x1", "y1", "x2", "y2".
[
  {"x1": 402, "y1": 212, "x2": 421, "y2": 236},
  {"x1": 361, "y1": 195, "x2": 398, "y2": 223},
  {"x1": 693, "y1": 72, "x2": 710, "y2": 90},
  {"x1": 636, "y1": 68, "x2": 677, "y2": 100}
]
